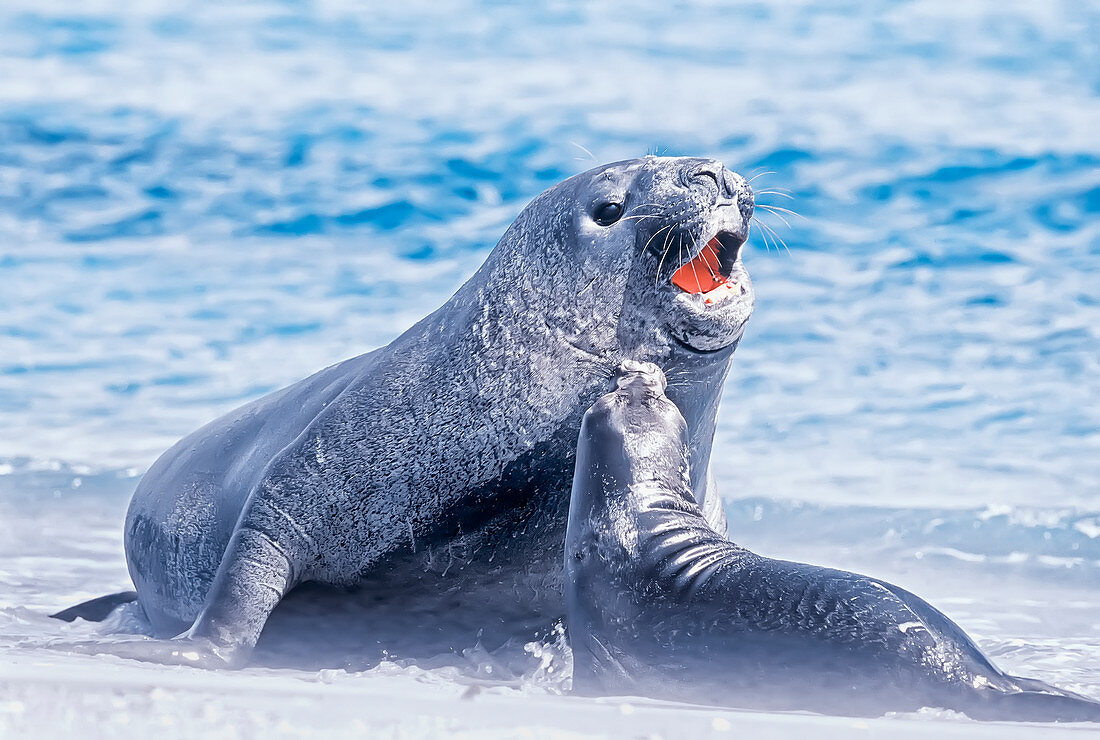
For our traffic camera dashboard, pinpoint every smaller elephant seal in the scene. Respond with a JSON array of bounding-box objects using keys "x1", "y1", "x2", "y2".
[{"x1": 564, "y1": 361, "x2": 1100, "y2": 722}]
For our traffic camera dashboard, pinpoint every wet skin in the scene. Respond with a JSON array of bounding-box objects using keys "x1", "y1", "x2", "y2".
[
  {"x1": 66, "y1": 156, "x2": 757, "y2": 668},
  {"x1": 565, "y1": 362, "x2": 1100, "y2": 722}
]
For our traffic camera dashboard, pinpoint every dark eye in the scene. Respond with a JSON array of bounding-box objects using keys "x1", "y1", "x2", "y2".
[{"x1": 593, "y1": 202, "x2": 623, "y2": 226}]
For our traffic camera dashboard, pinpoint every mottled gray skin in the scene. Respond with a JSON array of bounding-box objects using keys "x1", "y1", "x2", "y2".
[
  {"x1": 565, "y1": 363, "x2": 1100, "y2": 722},
  {"x1": 105, "y1": 156, "x2": 756, "y2": 667}
]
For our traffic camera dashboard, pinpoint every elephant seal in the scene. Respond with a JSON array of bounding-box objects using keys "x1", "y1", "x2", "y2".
[
  {"x1": 564, "y1": 361, "x2": 1100, "y2": 722},
  {"x1": 55, "y1": 156, "x2": 756, "y2": 668}
]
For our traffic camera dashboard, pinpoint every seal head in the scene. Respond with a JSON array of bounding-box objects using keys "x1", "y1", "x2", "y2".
[
  {"x1": 555, "y1": 157, "x2": 755, "y2": 356},
  {"x1": 508, "y1": 157, "x2": 754, "y2": 518}
]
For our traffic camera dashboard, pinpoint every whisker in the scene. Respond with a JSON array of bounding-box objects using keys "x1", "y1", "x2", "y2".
[
  {"x1": 646, "y1": 225, "x2": 677, "y2": 286},
  {"x1": 676, "y1": 234, "x2": 685, "y2": 287},
  {"x1": 748, "y1": 171, "x2": 776, "y2": 183},
  {"x1": 754, "y1": 191, "x2": 794, "y2": 200},
  {"x1": 756, "y1": 218, "x2": 792, "y2": 256},
  {"x1": 752, "y1": 213, "x2": 779, "y2": 254},
  {"x1": 626, "y1": 202, "x2": 669, "y2": 215},
  {"x1": 663, "y1": 227, "x2": 677, "y2": 264},
  {"x1": 756, "y1": 203, "x2": 805, "y2": 221},
  {"x1": 754, "y1": 222, "x2": 774, "y2": 253},
  {"x1": 571, "y1": 142, "x2": 597, "y2": 163},
  {"x1": 686, "y1": 233, "x2": 703, "y2": 290},
  {"x1": 756, "y1": 206, "x2": 794, "y2": 230},
  {"x1": 655, "y1": 226, "x2": 679, "y2": 287},
  {"x1": 654, "y1": 225, "x2": 678, "y2": 285},
  {"x1": 644, "y1": 224, "x2": 675, "y2": 255}
]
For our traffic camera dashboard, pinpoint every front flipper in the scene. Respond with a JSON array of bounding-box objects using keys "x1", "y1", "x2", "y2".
[
  {"x1": 183, "y1": 523, "x2": 301, "y2": 662},
  {"x1": 61, "y1": 522, "x2": 300, "y2": 669}
]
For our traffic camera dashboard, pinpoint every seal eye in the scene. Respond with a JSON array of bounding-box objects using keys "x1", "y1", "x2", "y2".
[{"x1": 593, "y1": 202, "x2": 623, "y2": 226}]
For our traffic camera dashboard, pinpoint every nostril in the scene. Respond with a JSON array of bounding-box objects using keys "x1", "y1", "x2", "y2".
[
  {"x1": 693, "y1": 169, "x2": 720, "y2": 190},
  {"x1": 683, "y1": 162, "x2": 736, "y2": 199},
  {"x1": 721, "y1": 169, "x2": 742, "y2": 199}
]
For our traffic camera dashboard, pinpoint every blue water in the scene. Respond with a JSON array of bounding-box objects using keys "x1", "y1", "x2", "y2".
[{"x1": 0, "y1": 0, "x2": 1098, "y2": 716}]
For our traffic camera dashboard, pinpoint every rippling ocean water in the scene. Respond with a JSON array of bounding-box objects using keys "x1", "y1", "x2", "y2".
[{"x1": 1, "y1": 0, "x2": 1097, "y2": 735}]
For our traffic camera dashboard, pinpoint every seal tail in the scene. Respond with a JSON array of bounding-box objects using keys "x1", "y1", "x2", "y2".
[
  {"x1": 50, "y1": 591, "x2": 138, "y2": 623},
  {"x1": 969, "y1": 676, "x2": 1100, "y2": 723}
]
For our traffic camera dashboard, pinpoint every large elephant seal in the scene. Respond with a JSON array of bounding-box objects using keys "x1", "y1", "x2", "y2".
[
  {"x1": 55, "y1": 156, "x2": 756, "y2": 668},
  {"x1": 565, "y1": 362, "x2": 1100, "y2": 722}
]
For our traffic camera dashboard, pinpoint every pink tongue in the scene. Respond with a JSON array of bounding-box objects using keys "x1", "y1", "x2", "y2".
[{"x1": 671, "y1": 237, "x2": 727, "y2": 295}]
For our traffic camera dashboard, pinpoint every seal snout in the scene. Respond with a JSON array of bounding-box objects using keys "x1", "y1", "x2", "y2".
[
  {"x1": 666, "y1": 159, "x2": 752, "y2": 306},
  {"x1": 679, "y1": 159, "x2": 753, "y2": 217},
  {"x1": 582, "y1": 361, "x2": 670, "y2": 435},
  {"x1": 615, "y1": 360, "x2": 667, "y2": 395}
]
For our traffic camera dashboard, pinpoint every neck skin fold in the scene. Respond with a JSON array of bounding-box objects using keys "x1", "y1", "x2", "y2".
[{"x1": 662, "y1": 340, "x2": 738, "y2": 507}]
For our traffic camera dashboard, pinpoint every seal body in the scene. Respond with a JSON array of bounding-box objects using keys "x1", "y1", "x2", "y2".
[
  {"x1": 85, "y1": 156, "x2": 758, "y2": 667},
  {"x1": 565, "y1": 363, "x2": 1100, "y2": 722}
]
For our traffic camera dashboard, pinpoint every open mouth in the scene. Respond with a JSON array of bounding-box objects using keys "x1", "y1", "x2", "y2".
[{"x1": 670, "y1": 231, "x2": 745, "y2": 306}]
